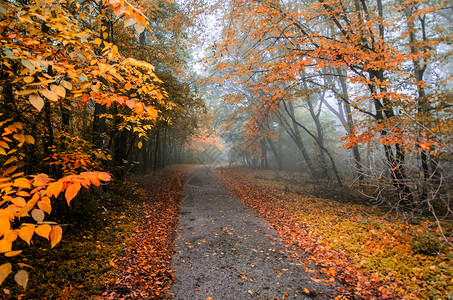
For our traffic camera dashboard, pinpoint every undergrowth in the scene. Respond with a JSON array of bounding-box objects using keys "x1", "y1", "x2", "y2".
[
  {"x1": 220, "y1": 166, "x2": 453, "y2": 299},
  {"x1": 0, "y1": 165, "x2": 192, "y2": 299}
]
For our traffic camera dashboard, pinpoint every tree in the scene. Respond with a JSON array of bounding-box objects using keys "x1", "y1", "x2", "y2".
[
  {"x1": 205, "y1": 0, "x2": 452, "y2": 210},
  {"x1": 0, "y1": 0, "x2": 166, "y2": 288}
]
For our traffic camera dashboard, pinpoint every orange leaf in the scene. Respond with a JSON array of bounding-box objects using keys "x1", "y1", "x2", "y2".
[
  {"x1": 46, "y1": 180, "x2": 63, "y2": 198},
  {"x1": 0, "y1": 215, "x2": 10, "y2": 236},
  {"x1": 4, "y1": 230, "x2": 18, "y2": 243},
  {"x1": 40, "y1": 89, "x2": 58, "y2": 102},
  {"x1": 5, "y1": 250, "x2": 22, "y2": 257},
  {"x1": 18, "y1": 224, "x2": 34, "y2": 245},
  {"x1": 12, "y1": 178, "x2": 31, "y2": 189},
  {"x1": 87, "y1": 173, "x2": 100, "y2": 186},
  {"x1": 134, "y1": 103, "x2": 144, "y2": 114},
  {"x1": 35, "y1": 224, "x2": 51, "y2": 240},
  {"x1": 0, "y1": 239, "x2": 12, "y2": 253},
  {"x1": 98, "y1": 172, "x2": 111, "y2": 182},
  {"x1": 3, "y1": 165, "x2": 18, "y2": 176},
  {"x1": 33, "y1": 173, "x2": 49, "y2": 186},
  {"x1": 50, "y1": 226, "x2": 63, "y2": 248},
  {"x1": 64, "y1": 182, "x2": 81, "y2": 205},
  {"x1": 37, "y1": 197, "x2": 52, "y2": 214},
  {"x1": 17, "y1": 194, "x2": 40, "y2": 218}
]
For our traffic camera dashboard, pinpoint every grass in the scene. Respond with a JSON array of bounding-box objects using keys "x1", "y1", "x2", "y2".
[{"x1": 221, "y1": 166, "x2": 453, "y2": 299}]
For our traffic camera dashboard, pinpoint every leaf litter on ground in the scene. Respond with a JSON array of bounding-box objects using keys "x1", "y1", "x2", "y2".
[
  {"x1": 1, "y1": 165, "x2": 193, "y2": 299},
  {"x1": 215, "y1": 166, "x2": 453, "y2": 299}
]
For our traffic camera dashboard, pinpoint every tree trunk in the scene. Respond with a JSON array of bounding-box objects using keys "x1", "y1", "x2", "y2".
[
  {"x1": 267, "y1": 137, "x2": 282, "y2": 170},
  {"x1": 153, "y1": 129, "x2": 160, "y2": 175},
  {"x1": 260, "y1": 139, "x2": 269, "y2": 169}
]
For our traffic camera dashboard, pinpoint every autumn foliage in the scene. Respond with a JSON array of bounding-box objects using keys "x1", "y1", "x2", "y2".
[
  {"x1": 203, "y1": 0, "x2": 452, "y2": 222},
  {"x1": 217, "y1": 166, "x2": 453, "y2": 299},
  {"x1": 0, "y1": 0, "x2": 202, "y2": 289}
]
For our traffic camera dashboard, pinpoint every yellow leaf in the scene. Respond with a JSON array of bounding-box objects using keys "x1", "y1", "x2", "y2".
[
  {"x1": 112, "y1": 45, "x2": 119, "y2": 57},
  {"x1": 248, "y1": 290, "x2": 253, "y2": 295},
  {"x1": 31, "y1": 209, "x2": 45, "y2": 223},
  {"x1": 0, "y1": 239, "x2": 12, "y2": 253},
  {"x1": 0, "y1": 141, "x2": 8, "y2": 149},
  {"x1": 125, "y1": 82, "x2": 131, "y2": 90},
  {"x1": 18, "y1": 89, "x2": 39, "y2": 96},
  {"x1": 5, "y1": 250, "x2": 22, "y2": 257},
  {"x1": 25, "y1": 135, "x2": 35, "y2": 144},
  {"x1": 40, "y1": 89, "x2": 58, "y2": 102},
  {"x1": 60, "y1": 80, "x2": 72, "y2": 90},
  {"x1": 14, "y1": 270, "x2": 28, "y2": 290},
  {"x1": 18, "y1": 224, "x2": 34, "y2": 245},
  {"x1": 0, "y1": 148, "x2": 6, "y2": 155},
  {"x1": 91, "y1": 83, "x2": 100, "y2": 93},
  {"x1": 146, "y1": 106, "x2": 158, "y2": 119},
  {"x1": 50, "y1": 226, "x2": 62, "y2": 248},
  {"x1": 29, "y1": 94, "x2": 44, "y2": 111},
  {"x1": 138, "y1": 141, "x2": 143, "y2": 149},
  {"x1": 35, "y1": 224, "x2": 51, "y2": 240},
  {"x1": 65, "y1": 182, "x2": 81, "y2": 205},
  {"x1": 103, "y1": 31, "x2": 109, "y2": 39},
  {"x1": 0, "y1": 263, "x2": 12, "y2": 285},
  {"x1": 50, "y1": 84, "x2": 66, "y2": 98},
  {"x1": 3, "y1": 156, "x2": 17, "y2": 165},
  {"x1": 23, "y1": 77, "x2": 34, "y2": 83}
]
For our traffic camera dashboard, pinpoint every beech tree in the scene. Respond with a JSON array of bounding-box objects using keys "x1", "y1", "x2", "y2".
[
  {"x1": 204, "y1": 0, "x2": 451, "y2": 212},
  {"x1": 0, "y1": 0, "x2": 174, "y2": 288}
]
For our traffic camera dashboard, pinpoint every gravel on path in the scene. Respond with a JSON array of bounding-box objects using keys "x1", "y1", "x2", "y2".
[{"x1": 170, "y1": 166, "x2": 341, "y2": 300}]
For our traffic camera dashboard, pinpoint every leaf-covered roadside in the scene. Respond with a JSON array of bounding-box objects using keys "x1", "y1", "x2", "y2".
[
  {"x1": 102, "y1": 165, "x2": 194, "y2": 299},
  {"x1": 0, "y1": 165, "x2": 193, "y2": 299},
  {"x1": 215, "y1": 166, "x2": 453, "y2": 299}
]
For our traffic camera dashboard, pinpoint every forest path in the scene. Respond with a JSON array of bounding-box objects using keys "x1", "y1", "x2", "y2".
[{"x1": 170, "y1": 166, "x2": 340, "y2": 300}]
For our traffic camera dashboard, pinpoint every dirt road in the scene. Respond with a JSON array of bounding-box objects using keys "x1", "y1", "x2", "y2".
[{"x1": 170, "y1": 166, "x2": 340, "y2": 299}]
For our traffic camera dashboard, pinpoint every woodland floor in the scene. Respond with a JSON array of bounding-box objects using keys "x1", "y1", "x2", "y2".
[{"x1": 2, "y1": 165, "x2": 451, "y2": 299}]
